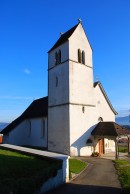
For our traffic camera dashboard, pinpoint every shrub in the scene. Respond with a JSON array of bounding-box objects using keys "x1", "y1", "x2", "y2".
[{"x1": 91, "y1": 152, "x2": 100, "y2": 157}]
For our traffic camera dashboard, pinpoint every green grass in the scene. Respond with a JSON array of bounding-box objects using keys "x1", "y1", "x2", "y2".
[
  {"x1": 0, "y1": 148, "x2": 62, "y2": 194},
  {"x1": 118, "y1": 145, "x2": 128, "y2": 153},
  {"x1": 69, "y1": 158, "x2": 87, "y2": 178},
  {"x1": 114, "y1": 160, "x2": 130, "y2": 194}
]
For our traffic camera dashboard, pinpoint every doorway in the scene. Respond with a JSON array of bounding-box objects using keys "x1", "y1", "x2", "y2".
[{"x1": 98, "y1": 139, "x2": 104, "y2": 154}]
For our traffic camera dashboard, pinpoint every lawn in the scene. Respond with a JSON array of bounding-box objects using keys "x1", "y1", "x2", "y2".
[
  {"x1": 69, "y1": 158, "x2": 87, "y2": 178},
  {"x1": 118, "y1": 145, "x2": 128, "y2": 153},
  {"x1": 0, "y1": 148, "x2": 61, "y2": 194},
  {"x1": 114, "y1": 160, "x2": 130, "y2": 194}
]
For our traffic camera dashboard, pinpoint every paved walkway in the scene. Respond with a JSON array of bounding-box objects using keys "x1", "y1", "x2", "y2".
[{"x1": 46, "y1": 157, "x2": 124, "y2": 194}]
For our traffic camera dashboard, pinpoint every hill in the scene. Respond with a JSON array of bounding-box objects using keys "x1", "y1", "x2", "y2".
[
  {"x1": 122, "y1": 125, "x2": 130, "y2": 130},
  {"x1": 116, "y1": 116, "x2": 130, "y2": 126}
]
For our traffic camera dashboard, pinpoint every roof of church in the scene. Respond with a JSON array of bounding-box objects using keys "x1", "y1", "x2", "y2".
[
  {"x1": 91, "y1": 122, "x2": 130, "y2": 137},
  {"x1": 94, "y1": 81, "x2": 117, "y2": 115},
  {"x1": 48, "y1": 23, "x2": 79, "y2": 52},
  {"x1": 1, "y1": 96, "x2": 48, "y2": 134}
]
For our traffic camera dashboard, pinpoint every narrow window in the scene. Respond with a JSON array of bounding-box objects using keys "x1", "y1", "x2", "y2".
[
  {"x1": 78, "y1": 49, "x2": 81, "y2": 63},
  {"x1": 82, "y1": 106, "x2": 85, "y2": 113},
  {"x1": 56, "y1": 76, "x2": 58, "y2": 87},
  {"x1": 55, "y1": 52, "x2": 58, "y2": 65},
  {"x1": 28, "y1": 120, "x2": 31, "y2": 137},
  {"x1": 58, "y1": 50, "x2": 61, "y2": 64},
  {"x1": 41, "y1": 120, "x2": 45, "y2": 138},
  {"x1": 98, "y1": 117, "x2": 103, "y2": 122},
  {"x1": 82, "y1": 51, "x2": 85, "y2": 64}
]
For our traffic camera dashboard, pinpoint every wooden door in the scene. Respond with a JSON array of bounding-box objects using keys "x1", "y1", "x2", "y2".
[{"x1": 98, "y1": 139, "x2": 104, "y2": 154}]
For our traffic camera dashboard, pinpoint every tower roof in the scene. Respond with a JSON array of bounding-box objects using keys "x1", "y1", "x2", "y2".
[{"x1": 48, "y1": 23, "x2": 79, "y2": 53}]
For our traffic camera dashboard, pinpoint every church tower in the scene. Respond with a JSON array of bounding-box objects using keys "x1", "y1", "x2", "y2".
[{"x1": 48, "y1": 21, "x2": 95, "y2": 155}]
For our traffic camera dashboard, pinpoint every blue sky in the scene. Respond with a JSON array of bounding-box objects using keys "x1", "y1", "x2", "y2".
[{"x1": 0, "y1": 0, "x2": 130, "y2": 122}]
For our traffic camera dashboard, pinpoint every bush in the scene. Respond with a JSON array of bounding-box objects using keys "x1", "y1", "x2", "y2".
[{"x1": 91, "y1": 152, "x2": 100, "y2": 157}]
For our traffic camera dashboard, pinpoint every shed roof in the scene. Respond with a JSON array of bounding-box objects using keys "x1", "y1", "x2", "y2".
[
  {"x1": 1, "y1": 96, "x2": 48, "y2": 135},
  {"x1": 91, "y1": 122, "x2": 130, "y2": 137}
]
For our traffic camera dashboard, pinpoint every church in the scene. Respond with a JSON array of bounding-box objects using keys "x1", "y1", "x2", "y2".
[{"x1": 1, "y1": 21, "x2": 129, "y2": 156}]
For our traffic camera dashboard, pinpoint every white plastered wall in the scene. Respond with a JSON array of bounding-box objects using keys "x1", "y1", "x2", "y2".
[
  {"x1": 69, "y1": 23, "x2": 92, "y2": 68},
  {"x1": 48, "y1": 62, "x2": 69, "y2": 106},
  {"x1": 48, "y1": 46, "x2": 70, "y2": 154},
  {"x1": 70, "y1": 105, "x2": 97, "y2": 156},
  {"x1": 3, "y1": 118, "x2": 47, "y2": 147},
  {"x1": 70, "y1": 83, "x2": 116, "y2": 156},
  {"x1": 69, "y1": 23, "x2": 94, "y2": 106},
  {"x1": 69, "y1": 61, "x2": 95, "y2": 105},
  {"x1": 104, "y1": 138, "x2": 115, "y2": 153},
  {"x1": 94, "y1": 84, "x2": 115, "y2": 121},
  {"x1": 48, "y1": 23, "x2": 116, "y2": 156},
  {"x1": 48, "y1": 105, "x2": 70, "y2": 155},
  {"x1": 48, "y1": 42, "x2": 69, "y2": 69}
]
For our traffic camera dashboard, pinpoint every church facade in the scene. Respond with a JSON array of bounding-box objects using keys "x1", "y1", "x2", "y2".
[
  {"x1": 1, "y1": 21, "x2": 119, "y2": 156},
  {"x1": 47, "y1": 21, "x2": 117, "y2": 156}
]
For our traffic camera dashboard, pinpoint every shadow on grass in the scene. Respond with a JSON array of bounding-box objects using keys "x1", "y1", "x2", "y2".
[{"x1": 0, "y1": 150, "x2": 62, "y2": 194}]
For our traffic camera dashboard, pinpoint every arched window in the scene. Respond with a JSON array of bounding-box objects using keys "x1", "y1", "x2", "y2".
[
  {"x1": 82, "y1": 106, "x2": 85, "y2": 113},
  {"x1": 98, "y1": 117, "x2": 103, "y2": 122},
  {"x1": 82, "y1": 51, "x2": 85, "y2": 64},
  {"x1": 55, "y1": 52, "x2": 58, "y2": 65},
  {"x1": 58, "y1": 50, "x2": 61, "y2": 64},
  {"x1": 55, "y1": 50, "x2": 61, "y2": 65},
  {"x1": 78, "y1": 49, "x2": 81, "y2": 63}
]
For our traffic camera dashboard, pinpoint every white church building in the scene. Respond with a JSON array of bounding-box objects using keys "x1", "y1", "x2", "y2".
[{"x1": 1, "y1": 21, "x2": 129, "y2": 156}]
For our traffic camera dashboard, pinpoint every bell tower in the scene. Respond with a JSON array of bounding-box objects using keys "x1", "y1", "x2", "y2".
[{"x1": 48, "y1": 21, "x2": 95, "y2": 155}]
